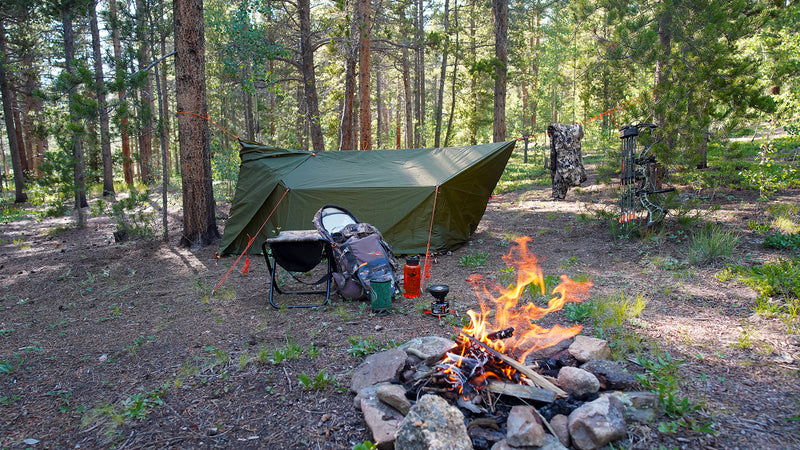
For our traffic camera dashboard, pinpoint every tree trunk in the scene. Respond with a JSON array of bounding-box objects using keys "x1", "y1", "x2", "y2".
[
  {"x1": 174, "y1": 0, "x2": 220, "y2": 249},
  {"x1": 160, "y1": 34, "x2": 172, "y2": 173},
  {"x1": 444, "y1": 0, "x2": 459, "y2": 147},
  {"x1": 357, "y1": 0, "x2": 371, "y2": 150},
  {"x1": 136, "y1": 0, "x2": 154, "y2": 184},
  {"x1": 414, "y1": 0, "x2": 425, "y2": 148},
  {"x1": 492, "y1": 0, "x2": 507, "y2": 142},
  {"x1": 434, "y1": 0, "x2": 449, "y2": 148},
  {"x1": 110, "y1": 0, "x2": 134, "y2": 185},
  {"x1": 11, "y1": 91, "x2": 27, "y2": 178},
  {"x1": 90, "y1": 0, "x2": 115, "y2": 197},
  {"x1": 62, "y1": 5, "x2": 88, "y2": 222},
  {"x1": 297, "y1": 0, "x2": 324, "y2": 152},
  {"x1": 375, "y1": 64, "x2": 383, "y2": 148},
  {"x1": 0, "y1": 19, "x2": 26, "y2": 203},
  {"x1": 338, "y1": 0, "x2": 357, "y2": 151},
  {"x1": 401, "y1": 46, "x2": 413, "y2": 149}
]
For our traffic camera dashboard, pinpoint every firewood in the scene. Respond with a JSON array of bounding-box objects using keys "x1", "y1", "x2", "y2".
[
  {"x1": 486, "y1": 380, "x2": 555, "y2": 403},
  {"x1": 454, "y1": 328, "x2": 567, "y2": 398}
]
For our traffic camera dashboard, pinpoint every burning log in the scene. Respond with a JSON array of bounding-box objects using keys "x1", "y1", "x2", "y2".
[
  {"x1": 455, "y1": 328, "x2": 567, "y2": 398},
  {"x1": 486, "y1": 327, "x2": 514, "y2": 340},
  {"x1": 486, "y1": 380, "x2": 555, "y2": 403}
]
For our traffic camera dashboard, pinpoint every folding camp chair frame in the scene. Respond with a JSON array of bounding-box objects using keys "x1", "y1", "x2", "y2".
[{"x1": 262, "y1": 231, "x2": 333, "y2": 308}]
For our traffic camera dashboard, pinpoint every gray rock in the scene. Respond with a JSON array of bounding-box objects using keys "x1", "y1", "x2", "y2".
[
  {"x1": 490, "y1": 435, "x2": 567, "y2": 450},
  {"x1": 580, "y1": 359, "x2": 639, "y2": 390},
  {"x1": 377, "y1": 383, "x2": 412, "y2": 415},
  {"x1": 602, "y1": 391, "x2": 663, "y2": 424},
  {"x1": 506, "y1": 405, "x2": 546, "y2": 448},
  {"x1": 351, "y1": 348, "x2": 407, "y2": 393},
  {"x1": 568, "y1": 336, "x2": 611, "y2": 362},
  {"x1": 557, "y1": 366, "x2": 600, "y2": 397},
  {"x1": 550, "y1": 414, "x2": 571, "y2": 448},
  {"x1": 568, "y1": 396, "x2": 627, "y2": 450},
  {"x1": 354, "y1": 383, "x2": 385, "y2": 410},
  {"x1": 361, "y1": 394, "x2": 405, "y2": 449},
  {"x1": 526, "y1": 337, "x2": 575, "y2": 360},
  {"x1": 399, "y1": 336, "x2": 457, "y2": 365},
  {"x1": 395, "y1": 394, "x2": 472, "y2": 450}
]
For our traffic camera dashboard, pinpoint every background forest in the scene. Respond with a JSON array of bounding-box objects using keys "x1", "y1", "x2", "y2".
[{"x1": 0, "y1": 0, "x2": 798, "y2": 221}]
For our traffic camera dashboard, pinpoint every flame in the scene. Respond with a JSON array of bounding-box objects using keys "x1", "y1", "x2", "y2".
[{"x1": 464, "y1": 236, "x2": 593, "y2": 362}]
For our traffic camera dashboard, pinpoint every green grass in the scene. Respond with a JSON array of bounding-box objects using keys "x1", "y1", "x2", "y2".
[
  {"x1": 689, "y1": 224, "x2": 740, "y2": 266},
  {"x1": 496, "y1": 149, "x2": 551, "y2": 193}
]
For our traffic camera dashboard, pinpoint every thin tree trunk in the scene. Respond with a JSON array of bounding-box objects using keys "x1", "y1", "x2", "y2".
[
  {"x1": 357, "y1": 0, "x2": 371, "y2": 150},
  {"x1": 10, "y1": 91, "x2": 27, "y2": 178},
  {"x1": 492, "y1": 0, "x2": 507, "y2": 142},
  {"x1": 160, "y1": 34, "x2": 172, "y2": 173},
  {"x1": 110, "y1": 0, "x2": 134, "y2": 185},
  {"x1": 148, "y1": 0, "x2": 169, "y2": 240},
  {"x1": 338, "y1": 1, "x2": 357, "y2": 151},
  {"x1": 444, "y1": 0, "x2": 459, "y2": 147},
  {"x1": 90, "y1": 0, "x2": 114, "y2": 197},
  {"x1": 434, "y1": 0, "x2": 449, "y2": 148},
  {"x1": 414, "y1": 0, "x2": 425, "y2": 148},
  {"x1": 62, "y1": 6, "x2": 88, "y2": 223},
  {"x1": 0, "y1": 20, "x2": 26, "y2": 203},
  {"x1": 174, "y1": 0, "x2": 219, "y2": 249},
  {"x1": 297, "y1": 0, "x2": 324, "y2": 152},
  {"x1": 402, "y1": 46, "x2": 413, "y2": 149},
  {"x1": 136, "y1": 0, "x2": 155, "y2": 183}
]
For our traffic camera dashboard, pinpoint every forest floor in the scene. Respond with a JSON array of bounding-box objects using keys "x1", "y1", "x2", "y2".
[{"x1": 1, "y1": 165, "x2": 799, "y2": 449}]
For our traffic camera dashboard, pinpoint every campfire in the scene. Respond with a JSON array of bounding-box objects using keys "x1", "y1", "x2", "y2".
[
  {"x1": 352, "y1": 237, "x2": 649, "y2": 450},
  {"x1": 419, "y1": 237, "x2": 593, "y2": 402}
]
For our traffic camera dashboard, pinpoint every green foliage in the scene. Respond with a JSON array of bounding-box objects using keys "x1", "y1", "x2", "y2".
[
  {"x1": 726, "y1": 259, "x2": 800, "y2": 301},
  {"x1": 270, "y1": 339, "x2": 304, "y2": 363},
  {"x1": 563, "y1": 300, "x2": 597, "y2": 323},
  {"x1": 496, "y1": 149, "x2": 551, "y2": 193},
  {"x1": 458, "y1": 251, "x2": 489, "y2": 268},
  {"x1": 0, "y1": 204, "x2": 27, "y2": 223},
  {"x1": 738, "y1": 143, "x2": 800, "y2": 196},
  {"x1": 764, "y1": 232, "x2": 800, "y2": 250},
  {"x1": 110, "y1": 190, "x2": 156, "y2": 239},
  {"x1": 0, "y1": 360, "x2": 13, "y2": 374},
  {"x1": 689, "y1": 224, "x2": 740, "y2": 266},
  {"x1": 352, "y1": 441, "x2": 378, "y2": 450},
  {"x1": 347, "y1": 336, "x2": 381, "y2": 358},
  {"x1": 635, "y1": 350, "x2": 699, "y2": 418},
  {"x1": 298, "y1": 370, "x2": 336, "y2": 390}
]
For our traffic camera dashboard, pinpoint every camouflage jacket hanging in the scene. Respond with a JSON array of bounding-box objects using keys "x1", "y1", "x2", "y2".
[{"x1": 548, "y1": 123, "x2": 587, "y2": 199}]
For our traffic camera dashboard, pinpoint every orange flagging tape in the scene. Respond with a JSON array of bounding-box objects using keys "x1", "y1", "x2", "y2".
[
  {"x1": 423, "y1": 185, "x2": 440, "y2": 286},
  {"x1": 213, "y1": 188, "x2": 290, "y2": 293},
  {"x1": 177, "y1": 111, "x2": 239, "y2": 141}
]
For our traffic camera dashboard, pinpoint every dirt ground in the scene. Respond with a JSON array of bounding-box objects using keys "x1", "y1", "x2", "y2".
[{"x1": 1, "y1": 168, "x2": 799, "y2": 449}]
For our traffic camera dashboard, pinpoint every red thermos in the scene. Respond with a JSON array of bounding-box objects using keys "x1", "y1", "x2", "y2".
[{"x1": 403, "y1": 255, "x2": 421, "y2": 298}]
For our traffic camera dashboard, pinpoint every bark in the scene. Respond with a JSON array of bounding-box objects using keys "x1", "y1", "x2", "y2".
[
  {"x1": 110, "y1": 0, "x2": 134, "y2": 185},
  {"x1": 62, "y1": 5, "x2": 88, "y2": 221},
  {"x1": 174, "y1": 0, "x2": 220, "y2": 249},
  {"x1": 401, "y1": 46, "x2": 413, "y2": 149},
  {"x1": 136, "y1": 0, "x2": 155, "y2": 183},
  {"x1": 357, "y1": 0, "x2": 371, "y2": 150},
  {"x1": 434, "y1": 0, "x2": 449, "y2": 148},
  {"x1": 414, "y1": 0, "x2": 425, "y2": 148},
  {"x1": 338, "y1": 0, "x2": 357, "y2": 151},
  {"x1": 11, "y1": 91, "x2": 27, "y2": 177},
  {"x1": 160, "y1": 35, "x2": 172, "y2": 172},
  {"x1": 492, "y1": 0, "x2": 507, "y2": 142},
  {"x1": 444, "y1": 0, "x2": 459, "y2": 147},
  {"x1": 0, "y1": 19, "x2": 26, "y2": 203},
  {"x1": 90, "y1": 0, "x2": 114, "y2": 197},
  {"x1": 297, "y1": 0, "x2": 324, "y2": 152}
]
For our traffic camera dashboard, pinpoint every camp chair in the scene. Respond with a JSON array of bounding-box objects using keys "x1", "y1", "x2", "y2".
[{"x1": 262, "y1": 230, "x2": 333, "y2": 308}]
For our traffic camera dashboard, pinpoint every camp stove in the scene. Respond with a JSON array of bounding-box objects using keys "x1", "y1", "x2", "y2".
[{"x1": 425, "y1": 284, "x2": 454, "y2": 318}]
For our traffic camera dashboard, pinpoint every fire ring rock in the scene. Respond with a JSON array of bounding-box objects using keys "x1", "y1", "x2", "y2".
[
  {"x1": 350, "y1": 348, "x2": 407, "y2": 394},
  {"x1": 567, "y1": 396, "x2": 627, "y2": 450},
  {"x1": 395, "y1": 394, "x2": 472, "y2": 450},
  {"x1": 557, "y1": 366, "x2": 600, "y2": 397}
]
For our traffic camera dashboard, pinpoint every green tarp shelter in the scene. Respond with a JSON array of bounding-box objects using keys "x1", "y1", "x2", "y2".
[{"x1": 220, "y1": 139, "x2": 515, "y2": 256}]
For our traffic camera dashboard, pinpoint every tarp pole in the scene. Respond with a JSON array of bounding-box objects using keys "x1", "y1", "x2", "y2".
[{"x1": 422, "y1": 185, "x2": 440, "y2": 290}]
